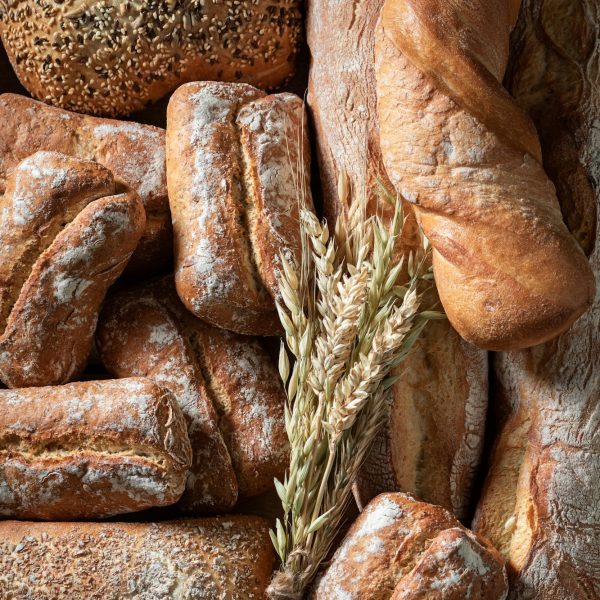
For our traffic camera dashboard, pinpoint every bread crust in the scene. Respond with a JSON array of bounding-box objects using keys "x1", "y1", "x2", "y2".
[
  {"x1": 167, "y1": 82, "x2": 310, "y2": 335},
  {"x1": 0, "y1": 378, "x2": 191, "y2": 520},
  {"x1": 0, "y1": 93, "x2": 169, "y2": 275},
  {"x1": 0, "y1": 1, "x2": 302, "y2": 116},
  {"x1": 98, "y1": 276, "x2": 288, "y2": 500},
  {"x1": 473, "y1": 2, "x2": 600, "y2": 597},
  {"x1": 376, "y1": 0, "x2": 596, "y2": 350},
  {"x1": 0, "y1": 151, "x2": 145, "y2": 388},
  {"x1": 96, "y1": 282, "x2": 238, "y2": 513},
  {"x1": 307, "y1": 0, "x2": 488, "y2": 520},
  {"x1": 312, "y1": 493, "x2": 508, "y2": 600},
  {"x1": 0, "y1": 516, "x2": 274, "y2": 599}
]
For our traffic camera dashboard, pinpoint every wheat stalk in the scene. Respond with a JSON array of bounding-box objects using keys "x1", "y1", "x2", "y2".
[{"x1": 268, "y1": 171, "x2": 441, "y2": 600}]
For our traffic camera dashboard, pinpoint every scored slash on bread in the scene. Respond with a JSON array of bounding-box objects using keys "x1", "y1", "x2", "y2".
[
  {"x1": 0, "y1": 516, "x2": 275, "y2": 599},
  {"x1": 0, "y1": 151, "x2": 146, "y2": 388},
  {"x1": 96, "y1": 276, "x2": 289, "y2": 510},
  {"x1": 0, "y1": 378, "x2": 192, "y2": 520},
  {"x1": 167, "y1": 81, "x2": 312, "y2": 336},
  {"x1": 312, "y1": 493, "x2": 508, "y2": 600},
  {"x1": 0, "y1": 94, "x2": 169, "y2": 276}
]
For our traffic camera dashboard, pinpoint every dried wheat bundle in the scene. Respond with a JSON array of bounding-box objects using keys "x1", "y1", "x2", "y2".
[{"x1": 268, "y1": 173, "x2": 442, "y2": 599}]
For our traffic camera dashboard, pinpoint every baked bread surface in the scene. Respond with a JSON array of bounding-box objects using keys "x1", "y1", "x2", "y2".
[
  {"x1": 0, "y1": 377, "x2": 192, "y2": 520},
  {"x1": 0, "y1": 1, "x2": 302, "y2": 116}
]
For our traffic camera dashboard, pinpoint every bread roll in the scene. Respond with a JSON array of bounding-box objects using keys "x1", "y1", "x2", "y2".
[
  {"x1": 312, "y1": 493, "x2": 508, "y2": 600},
  {"x1": 307, "y1": 0, "x2": 488, "y2": 520},
  {"x1": 96, "y1": 280, "x2": 238, "y2": 513},
  {"x1": 0, "y1": 93, "x2": 169, "y2": 275},
  {"x1": 167, "y1": 81, "x2": 311, "y2": 336},
  {"x1": 0, "y1": 151, "x2": 145, "y2": 388},
  {"x1": 473, "y1": 2, "x2": 600, "y2": 598},
  {"x1": 0, "y1": 516, "x2": 274, "y2": 599},
  {"x1": 0, "y1": 1, "x2": 302, "y2": 116},
  {"x1": 97, "y1": 276, "x2": 288, "y2": 501},
  {"x1": 0, "y1": 378, "x2": 191, "y2": 520},
  {"x1": 375, "y1": 0, "x2": 595, "y2": 350}
]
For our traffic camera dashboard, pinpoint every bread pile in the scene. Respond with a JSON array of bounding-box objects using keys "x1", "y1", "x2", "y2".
[{"x1": 0, "y1": 0, "x2": 598, "y2": 598}]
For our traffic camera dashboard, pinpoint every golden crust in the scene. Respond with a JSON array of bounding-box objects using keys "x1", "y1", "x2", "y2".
[
  {"x1": 0, "y1": 1, "x2": 302, "y2": 116},
  {"x1": 0, "y1": 378, "x2": 192, "y2": 520},
  {"x1": 0, "y1": 151, "x2": 145, "y2": 388}
]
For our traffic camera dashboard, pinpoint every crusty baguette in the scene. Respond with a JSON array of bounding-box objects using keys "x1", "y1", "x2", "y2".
[
  {"x1": 96, "y1": 282, "x2": 238, "y2": 513},
  {"x1": 0, "y1": 378, "x2": 191, "y2": 520},
  {"x1": 167, "y1": 82, "x2": 311, "y2": 336},
  {"x1": 0, "y1": 93, "x2": 169, "y2": 275},
  {"x1": 472, "y1": 2, "x2": 600, "y2": 598},
  {"x1": 375, "y1": 0, "x2": 595, "y2": 350},
  {"x1": 0, "y1": 516, "x2": 274, "y2": 599},
  {"x1": 0, "y1": 151, "x2": 145, "y2": 388},
  {"x1": 0, "y1": 2, "x2": 302, "y2": 116},
  {"x1": 97, "y1": 276, "x2": 288, "y2": 500},
  {"x1": 307, "y1": 0, "x2": 488, "y2": 520},
  {"x1": 312, "y1": 493, "x2": 508, "y2": 600}
]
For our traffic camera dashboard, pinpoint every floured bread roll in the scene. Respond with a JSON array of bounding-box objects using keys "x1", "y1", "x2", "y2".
[
  {"x1": 167, "y1": 81, "x2": 312, "y2": 336},
  {"x1": 0, "y1": 378, "x2": 191, "y2": 520},
  {"x1": 0, "y1": 94, "x2": 169, "y2": 276},
  {"x1": 313, "y1": 493, "x2": 508, "y2": 600},
  {"x1": 97, "y1": 276, "x2": 288, "y2": 508},
  {"x1": 0, "y1": 151, "x2": 145, "y2": 388}
]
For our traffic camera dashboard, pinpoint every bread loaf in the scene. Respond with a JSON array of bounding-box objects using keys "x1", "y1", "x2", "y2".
[
  {"x1": 0, "y1": 516, "x2": 274, "y2": 599},
  {"x1": 312, "y1": 493, "x2": 508, "y2": 599},
  {"x1": 97, "y1": 276, "x2": 288, "y2": 501},
  {"x1": 375, "y1": 0, "x2": 595, "y2": 351},
  {"x1": 0, "y1": 1, "x2": 302, "y2": 117},
  {"x1": 0, "y1": 93, "x2": 169, "y2": 275},
  {"x1": 0, "y1": 151, "x2": 145, "y2": 388},
  {"x1": 167, "y1": 81, "x2": 311, "y2": 336},
  {"x1": 307, "y1": 0, "x2": 488, "y2": 520},
  {"x1": 472, "y1": 2, "x2": 600, "y2": 598},
  {"x1": 0, "y1": 378, "x2": 191, "y2": 520},
  {"x1": 96, "y1": 280, "x2": 238, "y2": 513}
]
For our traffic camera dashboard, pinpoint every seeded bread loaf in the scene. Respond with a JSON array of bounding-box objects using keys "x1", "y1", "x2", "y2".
[
  {"x1": 167, "y1": 81, "x2": 311, "y2": 336},
  {"x1": 0, "y1": 378, "x2": 191, "y2": 520},
  {"x1": 312, "y1": 493, "x2": 508, "y2": 600},
  {"x1": 307, "y1": 0, "x2": 488, "y2": 520},
  {"x1": 0, "y1": 151, "x2": 145, "y2": 388},
  {"x1": 0, "y1": 93, "x2": 169, "y2": 275},
  {"x1": 0, "y1": 516, "x2": 275, "y2": 599},
  {"x1": 0, "y1": 1, "x2": 302, "y2": 117},
  {"x1": 97, "y1": 276, "x2": 288, "y2": 502},
  {"x1": 472, "y1": 2, "x2": 600, "y2": 598}
]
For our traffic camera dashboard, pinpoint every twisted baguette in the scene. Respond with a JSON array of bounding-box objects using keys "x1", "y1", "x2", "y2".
[{"x1": 376, "y1": 0, "x2": 595, "y2": 350}]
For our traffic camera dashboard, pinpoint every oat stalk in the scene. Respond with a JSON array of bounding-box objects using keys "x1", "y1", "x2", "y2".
[{"x1": 268, "y1": 171, "x2": 441, "y2": 600}]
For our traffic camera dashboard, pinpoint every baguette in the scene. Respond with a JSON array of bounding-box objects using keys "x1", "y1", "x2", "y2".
[
  {"x1": 0, "y1": 93, "x2": 169, "y2": 275},
  {"x1": 0, "y1": 378, "x2": 191, "y2": 520},
  {"x1": 97, "y1": 277, "x2": 288, "y2": 501},
  {"x1": 307, "y1": 0, "x2": 488, "y2": 520},
  {"x1": 0, "y1": 516, "x2": 274, "y2": 599},
  {"x1": 0, "y1": 151, "x2": 145, "y2": 388},
  {"x1": 0, "y1": 1, "x2": 302, "y2": 116},
  {"x1": 167, "y1": 82, "x2": 311, "y2": 336},
  {"x1": 375, "y1": 0, "x2": 595, "y2": 350},
  {"x1": 312, "y1": 493, "x2": 508, "y2": 600},
  {"x1": 472, "y1": 2, "x2": 600, "y2": 598}
]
